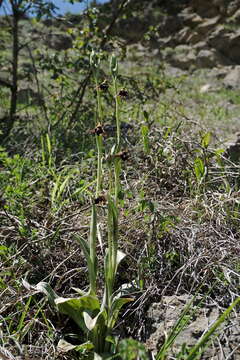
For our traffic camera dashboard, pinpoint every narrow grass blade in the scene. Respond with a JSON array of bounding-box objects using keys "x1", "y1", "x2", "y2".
[{"x1": 156, "y1": 293, "x2": 201, "y2": 360}]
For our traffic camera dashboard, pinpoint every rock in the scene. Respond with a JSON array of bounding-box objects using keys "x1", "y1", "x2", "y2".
[
  {"x1": 196, "y1": 49, "x2": 216, "y2": 68},
  {"x1": 227, "y1": 0, "x2": 240, "y2": 16},
  {"x1": 207, "y1": 66, "x2": 229, "y2": 79},
  {"x1": 164, "y1": 65, "x2": 187, "y2": 77},
  {"x1": 190, "y1": 0, "x2": 222, "y2": 17},
  {"x1": 113, "y1": 17, "x2": 149, "y2": 43},
  {"x1": 157, "y1": 36, "x2": 176, "y2": 48},
  {"x1": 208, "y1": 25, "x2": 231, "y2": 51},
  {"x1": 227, "y1": 7, "x2": 240, "y2": 23},
  {"x1": 195, "y1": 16, "x2": 220, "y2": 35},
  {"x1": 145, "y1": 294, "x2": 240, "y2": 358},
  {"x1": 45, "y1": 33, "x2": 73, "y2": 51},
  {"x1": 145, "y1": 294, "x2": 219, "y2": 355},
  {"x1": 170, "y1": 45, "x2": 197, "y2": 70},
  {"x1": 199, "y1": 84, "x2": 212, "y2": 93},
  {"x1": 193, "y1": 41, "x2": 209, "y2": 50},
  {"x1": 223, "y1": 66, "x2": 240, "y2": 89},
  {"x1": 208, "y1": 26, "x2": 240, "y2": 64},
  {"x1": 179, "y1": 10, "x2": 202, "y2": 27},
  {"x1": 227, "y1": 30, "x2": 240, "y2": 63},
  {"x1": 157, "y1": 15, "x2": 182, "y2": 37},
  {"x1": 177, "y1": 27, "x2": 193, "y2": 43},
  {"x1": 186, "y1": 31, "x2": 203, "y2": 44},
  {"x1": 196, "y1": 49, "x2": 228, "y2": 68},
  {"x1": 177, "y1": 26, "x2": 206, "y2": 45}
]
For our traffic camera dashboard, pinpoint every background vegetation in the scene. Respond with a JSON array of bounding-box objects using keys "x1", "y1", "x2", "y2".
[{"x1": 0, "y1": 0, "x2": 240, "y2": 359}]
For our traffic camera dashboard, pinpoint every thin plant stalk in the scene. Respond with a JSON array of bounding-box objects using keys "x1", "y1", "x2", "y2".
[
  {"x1": 114, "y1": 158, "x2": 121, "y2": 203},
  {"x1": 113, "y1": 77, "x2": 120, "y2": 150},
  {"x1": 111, "y1": 55, "x2": 121, "y2": 203},
  {"x1": 103, "y1": 196, "x2": 119, "y2": 313},
  {"x1": 89, "y1": 204, "x2": 97, "y2": 294},
  {"x1": 96, "y1": 129, "x2": 103, "y2": 197},
  {"x1": 95, "y1": 80, "x2": 104, "y2": 197},
  {"x1": 90, "y1": 50, "x2": 104, "y2": 197}
]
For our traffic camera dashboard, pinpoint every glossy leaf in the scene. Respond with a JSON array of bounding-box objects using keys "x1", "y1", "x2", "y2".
[{"x1": 55, "y1": 295, "x2": 100, "y2": 332}]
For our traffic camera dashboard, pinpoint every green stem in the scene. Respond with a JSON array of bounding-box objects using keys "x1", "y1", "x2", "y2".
[
  {"x1": 96, "y1": 134, "x2": 103, "y2": 197},
  {"x1": 89, "y1": 204, "x2": 97, "y2": 294},
  {"x1": 95, "y1": 76, "x2": 103, "y2": 197},
  {"x1": 113, "y1": 77, "x2": 121, "y2": 203},
  {"x1": 114, "y1": 158, "x2": 121, "y2": 204},
  {"x1": 96, "y1": 82, "x2": 103, "y2": 121},
  {"x1": 113, "y1": 78, "x2": 120, "y2": 151}
]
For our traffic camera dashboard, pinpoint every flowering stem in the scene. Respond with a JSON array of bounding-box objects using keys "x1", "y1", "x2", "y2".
[
  {"x1": 95, "y1": 77, "x2": 103, "y2": 197},
  {"x1": 113, "y1": 78, "x2": 121, "y2": 151}
]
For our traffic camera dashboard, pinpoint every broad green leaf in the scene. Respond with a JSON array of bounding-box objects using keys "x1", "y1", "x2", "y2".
[
  {"x1": 83, "y1": 311, "x2": 99, "y2": 331},
  {"x1": 94, "y1": 351, "x2": 113, "y2": 360},
  {"x1": 74, "y1": 342, "x2": 94, "y2": 352},
  {"x1": 76, "y1": 204, "x2": 97, "y2": 295},
  {"x1": 107, "y1": 195, "x2": 118, "y2": 258},
  {"x1": 201, "y1": 132, "x2": 211, "y2": 149},
  {"x1": 0, "y1": 245, "x2": 8, "y2": 255},
  {"x1": 55, "y1": 295, "x2": 100, "y2": 332},
  {"x1": 94, "y1": 353, "x2": 103, "y2": 360},
  {"x1": 83, "y1": 309, "x2": 107, "y2": 331},
  {"x1": 57, "y1": 339, "x2": 78, "y2": 352},
  {"x1": 194, "y1": 157, "x2": 205, "y2": 182},
  {"x1": 57, "y1": 339, "x2": 93, "y2": 353}
]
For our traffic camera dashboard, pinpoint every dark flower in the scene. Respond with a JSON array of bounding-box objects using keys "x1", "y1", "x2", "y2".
[
  {"x1": 97, "y1": 80, "x2": 109, "y2": 92},
  {"x1": 118, "y1": 89, "x2": 129, "y2": 99},
  {"x1": 115, "y1": 150, "x2": 129, "y2": 161},
  {"x1": 94, "y1": 195, "x2": 107, "y2": 204},
  {"x1": 88, "y1": 123, "x2": 105, "y2": 136}
]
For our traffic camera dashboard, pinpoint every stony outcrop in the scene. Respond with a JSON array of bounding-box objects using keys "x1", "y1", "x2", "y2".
[
  {"x1": 45, "y1": 32, "x2": 73, "y2": 51},
  {"x1": 145, "y1": 294, "x2": 240, "y2": 358},
  {"x1": 121, "y1": 0, "x2": 240, "y2": 70}
]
